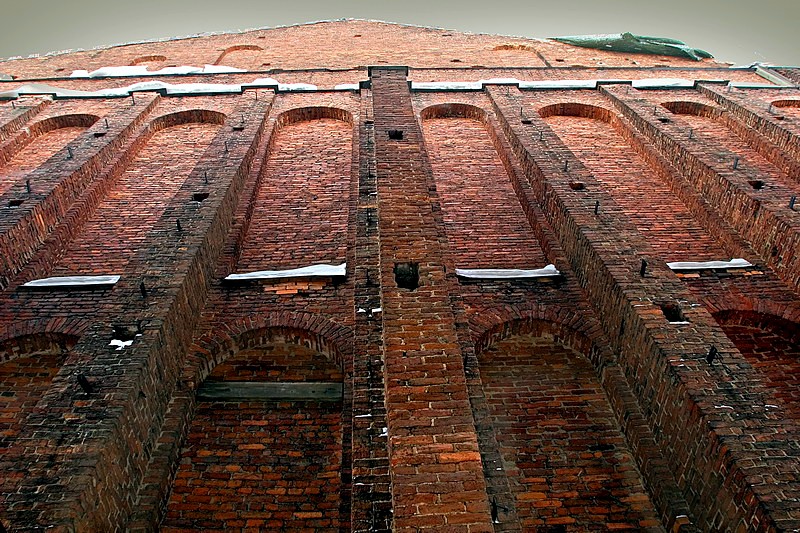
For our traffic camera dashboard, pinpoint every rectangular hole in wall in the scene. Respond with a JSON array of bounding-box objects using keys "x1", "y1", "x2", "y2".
[
  {"x1": 388, "y1": 130, "x2": 404, "y2": 140},
  {"x1": 660, "y1": 302, "x2": 687, "y2": 323}
]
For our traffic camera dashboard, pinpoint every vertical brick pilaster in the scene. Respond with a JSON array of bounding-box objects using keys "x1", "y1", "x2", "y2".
[
  {"x1": 350, "y1": 88, "x2": 393, "y2": 532},
  {"x1": 371, "y1": 67, "x2": 492, "y2": 532},
  {"x1": 697, "y1": 83, "x2": 800, "y2": 166}
]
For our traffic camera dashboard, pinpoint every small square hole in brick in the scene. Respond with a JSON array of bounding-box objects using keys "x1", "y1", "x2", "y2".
[
  {"x1": 7, "y1": 199, "x2": 23, "y2": 208},
  {"x1": 660, "y1": 302, "x2": 687, "y2": 323},
  {"x1": 93, "y1": 131, "x2": 107, "y2": 137},
  {"x1": 657, "y1": 117, "x2": 671, "y2": 123},
  {"x1": 388, "y1": 130, "x2": 404, "y2": 140},
  {"x1": 748, "y1": 180, "x2": 764, "y2": 190},
  {"x1": 569, "y1": 181, "x2": 585, "y2": 190},
  {"x1": 394, "y1": 262, "x2": 419, "y2": 290},
  {"x1": 192, "y1": 192, "x2": 210, "y2": 203}
]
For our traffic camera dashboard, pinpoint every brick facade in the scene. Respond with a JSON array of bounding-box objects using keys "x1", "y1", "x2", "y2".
[{"x1": 0, "y1": 19, "x2": 799, "y2": 532}]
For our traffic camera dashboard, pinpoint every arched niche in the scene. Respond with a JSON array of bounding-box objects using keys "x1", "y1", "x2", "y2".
[
  {"x1": 0, "y1": 333, "x2": 78, "y2": 445},
  {"x1": 48, "y1": 109, "x2": 225, "y2": 276},
  {"x1": 475, "y1": 318, "x2": 663, "y2": 530},
  {"x1": 715, "y1": 310, "x2": 800, "y2": 417},
  {"x1": 162, "y1": 325, "x2": 348, "y2": 532},
  {"x1": 130, "y1": 55, "x2": 168, "y2": 71},
  {"x1": 661, "y1": 99, "x2": 796, "y2": 189},
  {"x1": 234, "y1": 106, "x2": 354, "y2": 273},
  {"x1": 0, "y1": 114, "x2": 100, "y2": 195},
  {"x1": 419, "y1": 103, "x2": 547, "y2": 269},
  {"x1": 541, "y1": 100, "x2": 728, "y2": 261},
  {"x1": 213, "y1": 45, "x2": 263, "y2": 69}
]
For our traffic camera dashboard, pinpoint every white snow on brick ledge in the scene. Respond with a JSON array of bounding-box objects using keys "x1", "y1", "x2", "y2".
[
  {"x1": 224, "y1": 263, "x2": 346, "y2": 281},
  {"x1": 667, "y1": 258, "x2": 753, "y2": 271},
  {"x1": 455, "y1": 264, "x2": 560, "y2": 279},
  {"x1": 22, "y1": 275, "x2": 120, "y2": 288},
  {"x1": 0, "y1": 77, "x2": 338, "y2": 99}
]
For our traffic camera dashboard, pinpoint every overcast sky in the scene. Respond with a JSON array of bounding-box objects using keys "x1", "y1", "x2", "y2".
[{"x1": 0, "y1": 0, "x2": 797, "y2": 66}]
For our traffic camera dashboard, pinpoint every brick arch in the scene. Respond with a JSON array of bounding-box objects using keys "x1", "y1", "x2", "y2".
[
  {"x1": 130, "y1": 55, "x2": 167, "y2": 66},
  {"x1": 702, "y1": 295, "x2": 800, "y2": 327},
  {"x1": 770, "y1": 99, "x2": 800, "y2": 109},
  {"x1": 419, "y1": 102, "x2": 488, "y2": 122},
  {"x1": 661, "y1": 100, "x2": 724, "y2": 119},
  {"x1": 474, "y1": 305, "x2": 665, "y2": 530},
  {"x1": 27, "y1": 113, "x2": 100, "y2": 136},
  {"x1": 0, "y1": 317, "x2": 89, "y2": 364},
  {"x1": 273, "y1": 105, "x2": 354, "y2": 130},
  {"x1": 185, "y1": 312, "x2": 354, "y2": 387},
  {"x1": 714, "y1": 309, "x2": 800, "y2": 344},
  {"x1": 470, "y1": 304, "x2": 610, "y2": 361},
  {"x1": 213, "y1": 44, "x2": 263, "y2": 66},
  {"x1": 0, "y1": 113, "x2": 100, "y2": 174},
  {"x1": 538, "y1": 101, "x2": 616, "y2": 123},
  {"x1": 148, "y1": 108, "x2": 227, "y2": 132}
]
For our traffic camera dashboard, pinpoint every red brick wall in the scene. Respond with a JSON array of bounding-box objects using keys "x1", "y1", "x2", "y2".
[
  {"x1": 51, "y1": 122, "x2": 220, "y2": 275},
  {"x1": 717, "y1": 311, "x2": 800, "y2": 419},
  {"x1": 0, "y1": 21, "x2": 799, "y2": 533},
  {"x1": 478, "y1": 333, "x2": 662, "y2": 531},
  {"x1": 162, "y1": 343, "x2": 344, "y2": 531},
  {"x1": 541, "y1": 102, "x2": 729, "y2": 261},
  {"x1": 236, "y1": 113, "x2": 352, "y2": 272},
  {"x1": 421, "y1": 108, "x2": 548, "y2": 269}
]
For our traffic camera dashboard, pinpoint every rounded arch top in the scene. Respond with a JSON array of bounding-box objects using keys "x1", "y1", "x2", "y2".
[
  {"x1": 185, "y1": 312, "x2": 354, "y2": 387},
  {"x1": 0, "y1": 332, "x2": 79, "y2": 364},
  {"x1": 419, "y1": 103, "x2": 488, "y2": 122},
  {"x1": 130, "y1": 55, "x2": 167, "y2": 66},
  {"x1": 274, "y1": 106, "x2": 354, "y2": 130},
  {"x1": 470, "y1": 304, "x2": 610, "y2": 362},
  {"x1": 214, "y1": 44, "x2": 264, "y2": 65},
  {"x1": 713, "y1": 309, "x2": 800, "y2": 343},
  {"x1": 538, "y1": 102, "x2": 615, "y2": 123},
  {"x1": 771, "y1": 99, "x2": 800, "y2": 109},
  {"x1": 148, "y1": 109, "x2": 227, "y2": 133},
  {"x1": 0, "y1": 317, "x2": 89, "y2": 364},
  {"x1": 660, "y1": 100, "x2": 723, "y2": 118},
  {"x1": 28, "y1": 113, "x2": 100, "y2": 136}
]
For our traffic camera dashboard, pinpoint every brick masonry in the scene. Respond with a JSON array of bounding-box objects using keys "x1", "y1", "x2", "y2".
[{"x1": 0, "y1": 20, "x2": 798, "y2": 532}]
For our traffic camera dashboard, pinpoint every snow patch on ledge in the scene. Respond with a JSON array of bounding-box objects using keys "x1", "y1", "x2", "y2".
[
  {"x1": 455, "y1": 265, "x2": 560, "y2": 279},
  {"x1": 225, "y1": 263, "x2": 346, "y2": 281},
  {"x1": 667, "y1": 258, "x2": 753, "y2": 271},
  {"x1": 0, "y1": 77, "x2": 359, "y2": 99},
  {"x1": 70, "y1": 64, "x2": 246, "y2": 78},
  {"x1": 23, "y1": 275, "x2": 120, "y2": 288},
  {"x1": 411, "y1": 77, "x2": 744, "y2": 91}
]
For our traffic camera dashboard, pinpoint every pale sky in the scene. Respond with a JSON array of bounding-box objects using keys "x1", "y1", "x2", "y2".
[{"x1": 0, "y1": 0, "x2": 797, "y2": 66}]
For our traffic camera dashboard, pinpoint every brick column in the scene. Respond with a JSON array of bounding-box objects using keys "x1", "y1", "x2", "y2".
[
  {"x1": 350, "y1": 87, "x2": 393, "y2": 532},
  {"x1": 371, "y1": 67, "x2": 492, "y2": 532}
]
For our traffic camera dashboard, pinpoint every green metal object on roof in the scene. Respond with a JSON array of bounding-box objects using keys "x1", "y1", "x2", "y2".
[{"x1": 552, "y1": 33, "x2": 713, "y2": 61}]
